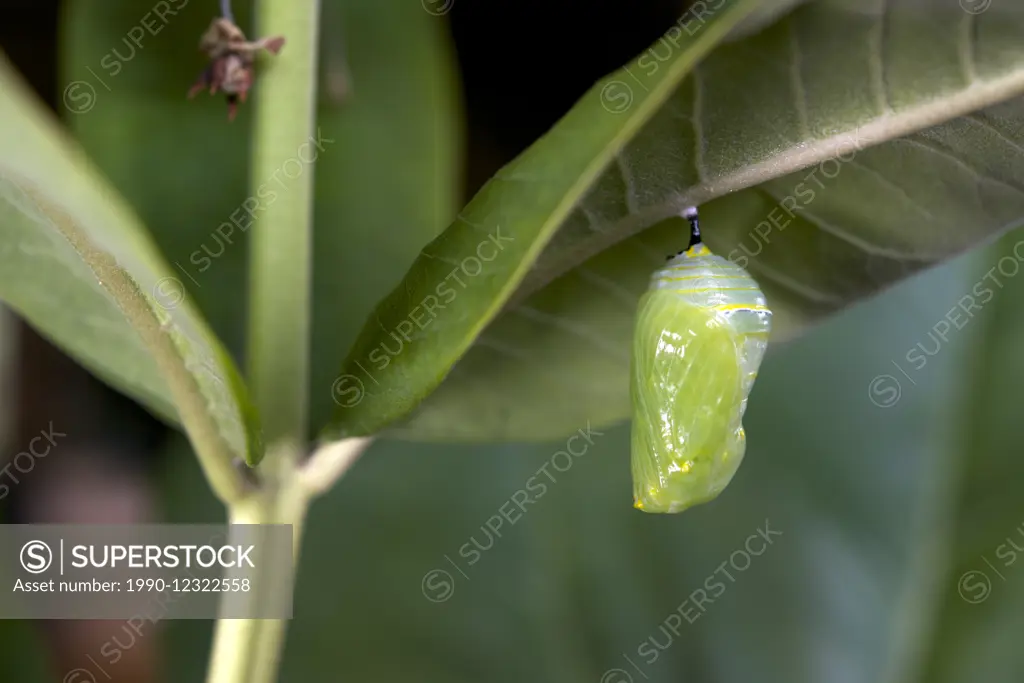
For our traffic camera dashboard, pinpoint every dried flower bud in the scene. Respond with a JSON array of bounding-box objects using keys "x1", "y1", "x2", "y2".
[{"x1": 188, "y1": 17, "x2": 285, "y2": 121}]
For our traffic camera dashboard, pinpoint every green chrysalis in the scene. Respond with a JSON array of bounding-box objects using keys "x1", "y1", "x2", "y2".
[{"x1": 630, "y1": 208, "x2": 771, "y2": 513}]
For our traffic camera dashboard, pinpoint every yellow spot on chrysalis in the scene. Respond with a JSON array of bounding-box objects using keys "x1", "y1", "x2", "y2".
[
  {"x1": 712, "y1": 304, "x2": 771, "y2": 312},
  {"x1": 630, "y1": 235, "x2": 772, "y2": 515}
]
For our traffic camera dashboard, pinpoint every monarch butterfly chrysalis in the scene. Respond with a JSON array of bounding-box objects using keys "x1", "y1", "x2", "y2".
[{"x1": 630, "y1": 207, "x2": 772, "y2": 513}]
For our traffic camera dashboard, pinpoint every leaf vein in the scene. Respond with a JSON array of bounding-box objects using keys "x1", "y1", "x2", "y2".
[{"x1": 512, "y1": 305, "x2": 629, "y2": 362}]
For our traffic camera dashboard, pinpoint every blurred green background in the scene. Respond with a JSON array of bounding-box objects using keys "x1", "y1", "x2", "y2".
[{"x1": 2, "y1": 0, "x2": 1023, "y2": 681}]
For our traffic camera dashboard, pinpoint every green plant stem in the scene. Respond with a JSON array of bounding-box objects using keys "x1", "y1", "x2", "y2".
[
  {"x1": 246, "y1": 0, "x2": 321, "y2": 453},
  {"x1": 205, "y1": 2, "x2": 322, "y2": 682},
  {"x1": 205, "y1": 447, "x2": 310, "y2": 683}
]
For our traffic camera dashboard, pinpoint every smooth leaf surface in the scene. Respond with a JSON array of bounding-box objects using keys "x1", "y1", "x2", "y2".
[
  {"x1": 61, "y1": 0, "x2": 461, "y2": 437},
  {"x1": 326, "y1": 0, "x2": 762, "y2": 439},
  {"x1": 919, "y1": 230, "x2": 1024, "y2": 683},
  {"x1": 365, "y1": 0, "x2": 1024, "y2": 441},
  {"x1": 0, "y1": 56, "x2": 261, "y2": 471},
  {"x1": 165, "y1": 240, "x2": 1024, "y2": 682}
]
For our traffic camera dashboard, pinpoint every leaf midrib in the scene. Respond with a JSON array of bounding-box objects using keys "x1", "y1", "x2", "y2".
[
  {"x1": 1, "y1": 170, "x2": 250, "y2": 502},
  {"x1": 510, "y1": 69, "x2": 1024, "y2": 308},
  {"x1": 333, "y1": 0, "x2": 763, "y2": 435}
]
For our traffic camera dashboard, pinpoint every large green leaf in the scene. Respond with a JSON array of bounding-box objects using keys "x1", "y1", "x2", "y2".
[
  {"x1": 60, "y1": 0, "x2": 460, "y2": 437},
  {"x1": 325, "y1": 0, "x2": 762, "y2": 440},
  {"x1": 0, "y1": 56, "x2": 261, "y2": 473},
  {"x1": 165, "y1": 235, "x2": 1024, "y2": 682},
  {"x1": 331, "y1": 0, "x2": 1024, "y2": 442},
  {"x1": 918, "y1": 230, "x2": 1024, "y2": 683}
]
